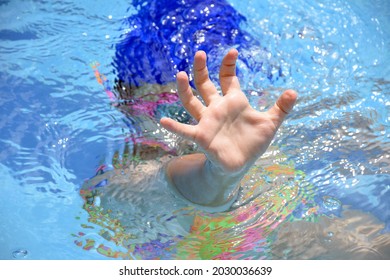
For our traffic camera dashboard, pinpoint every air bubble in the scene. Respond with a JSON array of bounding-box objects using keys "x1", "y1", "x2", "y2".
[
  {"x1": 12, "y1": 249, "x2": 28, "y2": 259},
  {"x1": 322, "y1": 196, "x2": 342, "y2": 211}
]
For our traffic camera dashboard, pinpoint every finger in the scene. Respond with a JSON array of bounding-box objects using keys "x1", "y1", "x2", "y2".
[
  {"x1": 160, "y1": 117, "x2": 197, "y2": 141},
  {"x1": 268, "y1": 89, "x2": 298, "y2": 127},
  {"x1": 219, "y1": 49, "x2": 241, "y2": 95},
  {"x1": 176, "y1": 71, "x2": 205, "y2": 121},
  {"x1": 193, "y1": 50, "x2": 219, "y2": 105}
]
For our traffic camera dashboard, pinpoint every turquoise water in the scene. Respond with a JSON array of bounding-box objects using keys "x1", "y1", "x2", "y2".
[{"x1": 0, "y1": 0, "x2": 389, "y2": 259}]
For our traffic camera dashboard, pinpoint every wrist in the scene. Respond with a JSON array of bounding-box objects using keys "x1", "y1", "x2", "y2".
[
  {"x1": 164, "y1": 154, "x2": 242, "y2": 212},
  {"x1": 203, "y1": 158, "x2": 243, "y2": 203}
]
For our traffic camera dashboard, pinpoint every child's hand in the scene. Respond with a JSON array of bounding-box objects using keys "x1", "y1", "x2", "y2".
[{"x1": 161, "y1": 49, "x2": 297, "y2": 173}]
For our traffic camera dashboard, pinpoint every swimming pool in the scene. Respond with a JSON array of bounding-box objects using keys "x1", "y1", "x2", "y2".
[{"x1": 0, "y1": 0, "x2": 389, "y2": 260}]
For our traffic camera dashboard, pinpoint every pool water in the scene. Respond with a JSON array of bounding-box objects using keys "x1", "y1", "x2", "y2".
[{"x1": 0, "y1": 0, "x2": 389, "y2": 260}]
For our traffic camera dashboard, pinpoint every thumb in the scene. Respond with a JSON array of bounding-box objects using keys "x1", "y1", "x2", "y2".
[{"x1": 160, "y1": 117, "x2": 197, "y2": 141}]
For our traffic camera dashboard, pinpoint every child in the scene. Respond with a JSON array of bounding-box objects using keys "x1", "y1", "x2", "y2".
[
  {"x1": 82, "y1": 49, "x2": 296, "y2": 215},
  {"x1": 80, "y1": 52, "x2": 296, "y2": 260}
]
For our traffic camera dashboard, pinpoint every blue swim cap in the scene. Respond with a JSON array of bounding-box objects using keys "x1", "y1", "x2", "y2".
[{"x1": 114, "y1": 0, "x2": 262, "y2": 87}]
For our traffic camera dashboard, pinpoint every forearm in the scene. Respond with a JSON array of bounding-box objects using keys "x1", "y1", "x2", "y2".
[{"x1": 165, "y1": 153, "x2": 245, "y2": 211}]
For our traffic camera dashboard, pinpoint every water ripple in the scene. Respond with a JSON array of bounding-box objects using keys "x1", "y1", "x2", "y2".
[{"x1": 1, "y1": 0, "x2": 389, "y2": 260}]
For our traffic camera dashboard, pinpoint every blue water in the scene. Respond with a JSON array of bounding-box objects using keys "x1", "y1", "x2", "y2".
[{"x1": 0, "y1": 0, "x2": 389, "y2": 259}]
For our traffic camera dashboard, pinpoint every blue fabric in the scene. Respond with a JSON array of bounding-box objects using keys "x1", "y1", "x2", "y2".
[{"x1": 113, "y1": 0, "x2": 276, "y2": 88}]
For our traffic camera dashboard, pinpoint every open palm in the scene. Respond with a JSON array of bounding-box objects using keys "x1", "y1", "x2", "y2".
[{"x1": 161, "y1": 49, "x2": 297, "y2": 173}]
